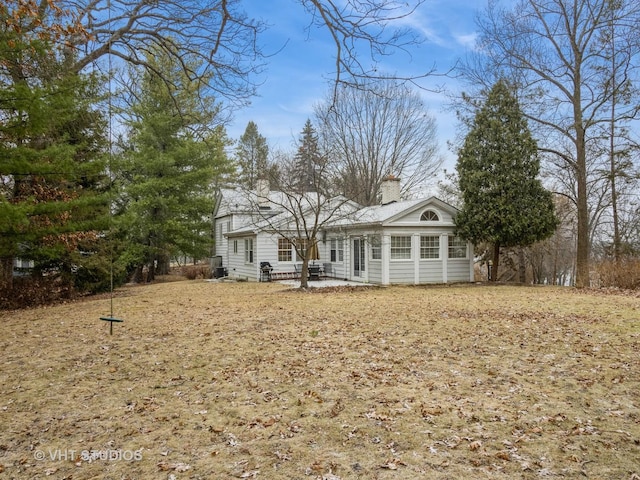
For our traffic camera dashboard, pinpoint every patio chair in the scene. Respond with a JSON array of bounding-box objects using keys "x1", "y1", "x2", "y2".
[{"x1": 323, "y1": 263, "x2": 334, "y2": 278}]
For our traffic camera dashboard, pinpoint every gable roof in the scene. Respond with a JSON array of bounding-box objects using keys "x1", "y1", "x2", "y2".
[
  {"x1": 215, "y1": 187, "x2": 290, "y2": 218},
  {"x1": 329, "y1": 196, "x2": 458, "y2": 228},
  {"x1": 222, "y1": 188, "x2": 362, "y2": 237},
  {"x1": 218, "y1": 185, "x2": 458, "y2": 237}
]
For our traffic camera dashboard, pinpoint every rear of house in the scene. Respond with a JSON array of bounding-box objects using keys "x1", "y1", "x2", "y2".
[
  {"x1": 321, "y1": 196, "x2": 473, "y2": 285},
  {"x1": 214, "y1": 181, "x2": 474, "y2": 285}
]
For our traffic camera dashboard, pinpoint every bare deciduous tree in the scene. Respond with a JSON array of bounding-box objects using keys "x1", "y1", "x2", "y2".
[
  {"x1": 61, "y1": 0, "x2": 264, "y2": 106},
  {"x1": 315, "y1": 79, "x2": 442, "y2": 206},
  {"x1": 459, "y1": 0, "x2": 640, "y2": 287},
  {"x1": 300, "y1": 0, "x2": 433, "y2": 98},
  {"x1": 241, "y1": 152, "x2": 359, "y2": 289},
  {"x1": 49, "y1": 0, "x2": 431, "y2": 106}
]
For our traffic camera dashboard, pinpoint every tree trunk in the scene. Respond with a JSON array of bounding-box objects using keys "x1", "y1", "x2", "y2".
[
  {"x1": 132, "y1": 265, "x2": 144, "y2": 283},
  {"x1": 147, "y1": 261, "x2": 155, "y2": 282},
  {"x1": 156, "y1": 254, "x2": 171, "y2": 275},
  {"x1": 490, "y1": 242, "x2": 500, "y2": 282},
  {"x1": 575, "y1": 131, "x2": 590, "y2": 288},
  {"x1": 300, "y1": 256, "x2": 309, "y2": 289},
  {"x1": 0, "y1": 256, "x2": 13, "y2": 290},
  {"x1": 552, "y1": 236, "x2": 558, "y2": 286},
  {"x1": 518, "y1": 247, "x2": 526, "y2": 283}
]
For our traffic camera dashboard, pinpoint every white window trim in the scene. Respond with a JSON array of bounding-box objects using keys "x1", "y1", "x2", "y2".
[
  {"x1": 390, "y1": 235, "x2": 412, "y2": 261},
  {"x1": 370, "y1": 235, "x2": 382, "y2": 261},
  {"x1": 278, "y1": 237, "x2": 293, "y2": 263},
  {"x1": 244, "y1": 238, "x2": 254, "y2": 264},
  {"x1": 420, "y1": 209, "x2": 440, "y2": 222},
  {"x1": 330, "y1": 238, "x2": 345, "y2": 263},
  {"x1": 420, "y1": 235, "x2": 440, "y2": 260},
  {"x1": 448, "y1": 236, "x2": 468, "y2": 259}
]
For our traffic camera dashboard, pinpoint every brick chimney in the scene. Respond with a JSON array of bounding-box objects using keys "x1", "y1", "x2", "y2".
[
  {"x1": 380, "y1": 175, "x2": 401, "y2": 205},
  {"x1": 256, "y1": 178, "x2": 270, "y2": 209}
]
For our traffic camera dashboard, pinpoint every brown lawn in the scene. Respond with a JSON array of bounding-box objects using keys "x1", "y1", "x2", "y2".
[{"x1": 1, "y1": 281, "x2": 639, "y2": 479}]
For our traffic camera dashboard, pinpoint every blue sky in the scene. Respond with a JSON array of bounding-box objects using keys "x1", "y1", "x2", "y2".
[{"x1": 226, "y1": 0, "x2": 486, "y2": 168}]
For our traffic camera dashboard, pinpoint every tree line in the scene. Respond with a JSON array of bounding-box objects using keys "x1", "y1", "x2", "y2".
[
  {"x1": 0, "y1": 0, "x2": 435, "y2": 305},
  {"x1": 1, "y1": 0, "x2": 639, "y2": 307}
]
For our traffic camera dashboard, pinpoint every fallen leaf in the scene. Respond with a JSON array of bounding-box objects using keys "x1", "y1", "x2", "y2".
[
  {"x1": 469, "y1": 440, "x2": 482, "y2": 451},
  {"x1": 380, "y1": 458, "x2": 405, "y2": 469},
  {"x1": 158, "y1": 462, "x2": 191, "y2": 472},
  {"x1": 240, "y1": 470, "x2": 259, "y2": 478}
]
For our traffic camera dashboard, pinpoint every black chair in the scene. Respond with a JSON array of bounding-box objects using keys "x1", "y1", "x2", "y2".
[
  {"x1": 260, "y1": 261, "x2": 273, "y2": 282},
  {"x1": 308, "y1": 264, "x2": 321, "y2": 281},
  {"x1": 323, "y1": 263, "x2": 333, "y2": 278}
]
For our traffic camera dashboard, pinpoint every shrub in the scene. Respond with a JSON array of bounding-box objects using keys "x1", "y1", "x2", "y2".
[
  {"x1": 0, "y1": 276, "x2": 74, "y2": 310},
  {"x1": 593, "y1": 258, "x2": 640, "y2": 290},
  {"x1": 181, "y1": 264, "x2": 211, "y2": 280}
]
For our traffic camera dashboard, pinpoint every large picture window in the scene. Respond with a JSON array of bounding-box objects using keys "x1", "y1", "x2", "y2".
[
  {"x1": 420, "y1": 236, "x2": 440, "y2": 259},
  {"x1": 448, "y1": 236, "x2": 467, "y2": 259},
  {"x1": 244, "y1": 238, "x2": 254, "y2": 263},
  {"x1": 390, "y1": 236, "x2": 412, "y2": 259},
  {"x1": 278, "y1": 238, "x2": 292, "y2": 262}
]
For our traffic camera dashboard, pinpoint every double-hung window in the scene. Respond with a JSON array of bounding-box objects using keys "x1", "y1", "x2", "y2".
[
  {"x1": 370, "y1": 235, "x2": 381, "y2": 260},
  {"x1": 448, "y1": 236, "x2": 468, "y2": 259},
  {"x1": 244, "y1": 239, "x2": 254, "y2": 263},
  {"x1": 390, "y1": 236, "x2": 412, "y2": 260},
  {"x1": 420, "y1": 236, "x2": 440, "y2": 259},
  {"x1": 278, "y1": 238, "x2": 292, "y2": 262},
  {"x1": 330, "y1": 238, "x2": 344, "y2": 262}
]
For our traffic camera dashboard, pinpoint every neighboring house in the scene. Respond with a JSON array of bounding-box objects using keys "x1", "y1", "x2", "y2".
[{"x1": 212, "y1": 177, "x2": 474, "y2": 285}]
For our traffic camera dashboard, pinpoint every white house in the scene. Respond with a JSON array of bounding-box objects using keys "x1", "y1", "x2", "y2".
[{"x1": 212, "y1": 177, "x2": 474, "y2": 285}]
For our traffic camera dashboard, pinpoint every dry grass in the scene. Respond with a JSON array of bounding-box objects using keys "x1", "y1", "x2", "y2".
[{"x1": 1, "y1": 281, "x2": 639, "y2": 479}]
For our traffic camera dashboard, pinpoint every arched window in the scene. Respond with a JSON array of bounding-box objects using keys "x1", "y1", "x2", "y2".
[{"x1": 420, "y1": 210, "x2": 439, "y2": 221}]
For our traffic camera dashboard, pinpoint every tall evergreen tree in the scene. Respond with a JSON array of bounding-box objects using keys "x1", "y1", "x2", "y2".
[
  {"x1": 116, "y1": 48, "x2": 232, "y2": 281},
  {"x1": 236, "y1": 121, "x2": 269, "y2": 188},
  {"x1": 0, "y1": 1, "x2": 107, "y2": 293},
  {"x1": 292, "y1": 119, "x2": 324, "y2": 193},
  {"x1": 455, "y1": 80, "x2": 558, "y2": 281}
]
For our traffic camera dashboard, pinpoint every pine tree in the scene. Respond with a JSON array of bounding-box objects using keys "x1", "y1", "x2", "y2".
[
  {"x1": 0, "y1": 2, "x2": 108, "y2": 294},
  {"x1": 116, "y1": 48, "x2": 232, "y2": 281},
  {"x1": 291, "y1": 119, "x2": 324, "y2": 193},
  {"x1": 455, "y1": 80, "x2": 558, "y2": 281},
  {"x1": 236, "y1": 121, "x2": 269, "y2": 188}
]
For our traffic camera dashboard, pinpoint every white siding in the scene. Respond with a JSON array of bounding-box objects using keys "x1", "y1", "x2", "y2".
[
  {"x1": 389, "y1": 260, "x2": 414, "y2": 284},
  {"x1": 228, "y1": 235, "x2": 258, "y2": 281},
  {"x1": 331, "y1": 261, "x2": 348, "y2": 280},
  {"x1": 324, "y1": 235, "x2": 349, "y2": 280},
  {"x1": 419, "y1": 260, "x2": 445, "y2": 283},
  {"x1": 214, "y1": 215, "x2": 233, "y2": 266},
  {"x1": 257, "y1": 234, "x2": 279, "y2": 271},
  {"x1": 447, "y1": 260, "x2": 472, "y2": 282},
  {"x1": 368, "y1": 260, "x2": 382, "y2": 284}
]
